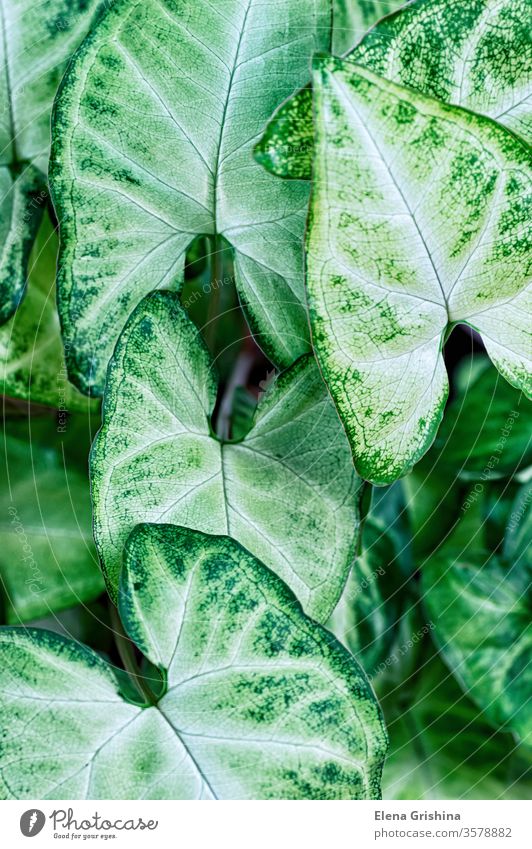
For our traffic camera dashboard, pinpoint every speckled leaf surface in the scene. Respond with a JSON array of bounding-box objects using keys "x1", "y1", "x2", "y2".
[
  {"x1": 256, "y1": 0, "x2": 532, "y2": 179},
  {"x1": 347, "y1": 0, "x2": 532, "y2": 142},
  {"x1": 0, "y1": 213, "x2": 100, "y2": 410},
  {"x1": 91, "y1": 292, "x2": 362, "y2": 622},
  {"x1": 422, "y1": 533, "x2": 532, "y2": 743},
  {"x1": 50, "y1": 0, "x2": 333, "y2": 395},
  {"x1": 0, "y1": 524, "x2": 388, "y2": 799},
  {"x1": 0, "y1": 428, "x2": 103, "y2": 623},
  {"x1": 0, "y1": 0, "x2": 101, "y2": 321},
  {"x1": 332, "y1": 0, "x2": 407, "y2": 55},
  {"x1": 306, "y1": 59, "x2": 531, "y2": 484}
]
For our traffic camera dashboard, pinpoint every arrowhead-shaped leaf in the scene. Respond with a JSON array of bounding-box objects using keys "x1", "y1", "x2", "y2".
[
  {"x1": 0, "y1": 214, "x2": 100, "y2": 410},
  {"x1": 0, "y1": 524, "x2": 388, "y2": 799},
  {"x1": 422, "y1": 512, "x2": 532, "y2": 743},
  {"x1": 0, "y1": 0, "x2": 100, "y2": 321},
  {"x1": 50, "y1": 0, "x2": 333, "y2": 395},
  {"x1": 306, "y1": 59, "x2": 531, "y2": 483},
  {"x1": 0, "y1": 424, "x2": 103, "y2": 622},
  {"x1": 256, "y1": 0, "x2": 532, "y2": 178},
  {"x1": 91, "y1": 292, "x2": 362, "y2": 622}
]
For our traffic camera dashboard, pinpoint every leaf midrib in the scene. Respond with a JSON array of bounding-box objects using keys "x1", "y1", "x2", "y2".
[
  {"x1": 155, "y1": 704, "x2": 219, "y2": 799},
  {"x1": 211, "y1": 0, "x2": 253, "y2": 234},
  {"x1": 330, "y1": 72, "x2": 449, "y2": 317}
]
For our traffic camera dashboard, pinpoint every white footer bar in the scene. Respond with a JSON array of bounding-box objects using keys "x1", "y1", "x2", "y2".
[{"x1": 1, "y1": 799, "x2": 528, "y2": 848}]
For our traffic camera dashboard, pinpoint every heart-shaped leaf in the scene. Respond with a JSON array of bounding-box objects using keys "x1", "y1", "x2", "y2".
[
  {"x1": 0, "y1": 524, "x2": 388, "y2": 799},
  {"x1": 422, "y1": 515, "x2": 532, "y2": 742},
  {"x1": 306, "y1": 59, "x2": 531, "y2": 483},
  {"x1": 50, "y1": 0, "x2": 333, "y2": 395},
  {"x1": 0, "y1": 213, "x2": 100, "y2": 411},
  {"x1": 0, "y1": 0, "x2": 100, "y2": 321},
  {"x1": 0, "y1": 424, "x2": 103, "y2": 622},
  {"x1": 256, "y1": 0, "x2": 532, "y2": 178},
  {"x1": 91, "y1": 291, "x2": 361, "y2": 622}
]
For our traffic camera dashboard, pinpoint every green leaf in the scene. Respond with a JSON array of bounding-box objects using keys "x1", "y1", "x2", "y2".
[
  {"x1": 382, "y1": 656, "x2": 532, "y2": 799},
  {"x1": 432, "y1": 359, "x2": 532, "y2": 479},
  {"x1": 371, "y1": 481, "x2": 414, "y2": 576},
  {"x1": 0, "y1": 213, "x2": 100, "y2": 411},
  {"x1": 91, "y1": 292, "x2": 362, "y2": 622},
  {"x1": 231, "y1": 385, "x2": 259, "y2": 442},
  {"x1": 256, "y1": 0, "x2": 532, "y2": 178},
  {"x1": 402, "y1": 453, "x2": 458, "y2": 558},
  {"x1": 333, "y1": 0, "x2": 408, "y2": 55},
  {"x1": 504, "y1": 481, "x2": 531, "y2": 566},
  {"x1": 345, "y1": 0, "x2": 532, "y2": 143},
  {"x1": 482, "y1": 479, "x2": 520, "y2": 554},
  {"x1": 50, "y1": 0, "x2": 333, "y2": 395},
  {"x1": 327, "y1": 517, "x2": 406, "y2": 673},
  {"x1": 306, "y1": 59, "x2": 531, "y2": 484},
  {"x1": 422, "y1": 529, "x2": 532, "y2": 742},
  {"x1": 28, "y1": 600, "x2": 115, "y2": 658},
  {"x1": 0, "y1": 0, "x2": 100, "y2": 320},
  {"x1": 402, "y1": 356, "x2": 531, "y2": 556},
  {"x1": 0, "y1": 524, "x2": 388, "y2": 799},
  {"x1": 4, "y1": 409, "x2": 102, "y2": 476},
  {"x1": 0, "y1": 425, "x2": 104, "y2": 623},
  {"x1": 0, "y1": 165, "x2": 45, "y2": 323}
]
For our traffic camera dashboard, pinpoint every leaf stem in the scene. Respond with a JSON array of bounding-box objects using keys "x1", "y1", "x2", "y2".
[
  {"x1": 356, "y1": 480, "x2": 373, "y2": 556},
  {"x1": 206, "y1": 233, "x2": 225, "y2": 351},
  {"x1": 215, "y1": 340, "x2": 256, "y2": 440},
  {"x1": 110, "y1": 605, "x2": 158, "y2": 706}
]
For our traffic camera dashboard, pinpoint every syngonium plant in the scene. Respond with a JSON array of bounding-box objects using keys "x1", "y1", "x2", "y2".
[
  {"x1": 256, "y1": 0, "x2": 532, "y2": 484},
  {"x1": 0, "y1": 0, "x2": 530, "y2": 802},
  {"x1": 0, "y1": 524, "x2": 387, "y2": 799}
]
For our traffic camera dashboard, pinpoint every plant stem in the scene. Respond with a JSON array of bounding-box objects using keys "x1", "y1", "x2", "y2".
[
  {"x1": 206, "y1": 233, "x2": 225, "y2": 351},
  {"x1": 110, "y1": 605, "x2": 157, "y2": 706},
  {"x1": 215, "y1": 341, "x2": 256, "y2": 440},
  {"x1": 356, "y1": 480, "x2": 373, "y2": 556}
]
